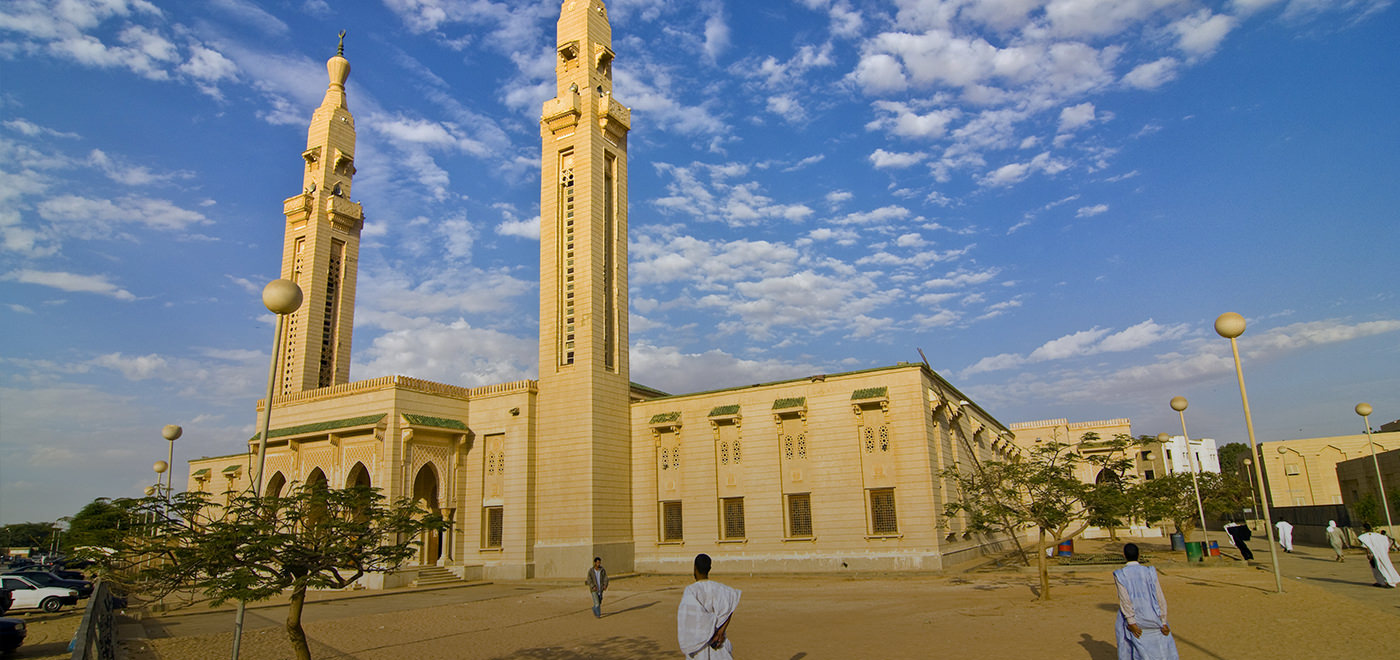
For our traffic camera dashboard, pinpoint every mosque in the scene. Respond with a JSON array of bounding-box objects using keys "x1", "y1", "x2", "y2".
[{"x1": 186, "y1": 0, "x2": 1015, "y2": 584}]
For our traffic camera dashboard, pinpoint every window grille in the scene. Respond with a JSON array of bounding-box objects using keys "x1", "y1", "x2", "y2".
[
  {"x1": 878, "y1": 425, "x2": 889, "y2": 452},
  {"x1": 797, "y1": 433, "x2": 807, "y2": 459},
  {"x1": 869, "y1": 488, "x2": 898, "y2": 534},
  {"x1": 722, "y1": 497, "x2": 745, "y2": 540},
  {"x1": 787, "y1": 493, "x2": 813, "y2": 537},
  {"x1": 660, "y1": 448, "x2": 669, "y2": 470},
  {"x1": 863, "y1": 426, "x2": 876, "y2": 453},
  {"x1": 488, "y1": 454, "x2": 496, "y2": 474},
  {"x1": 672, "y1": 447, "x2": 680, "y2": 469},
  {"x1": 733, "y1": 439, "x2": 742, "y2": 463},
  {"x1": 720, "y1": 442, "x2": 729, "y2": 465},
  {"x1": 484, "y1": 506, "x2": 503, "y2": 548},
  {"x1": 662, "y1": 501, "x2": 684, "y2": 541},
  {"x1": 784, "y1": 435, "x2": 794, "y2": 460}
]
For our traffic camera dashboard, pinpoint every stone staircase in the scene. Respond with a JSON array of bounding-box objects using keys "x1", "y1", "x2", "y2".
[{"x1": 412, "y1": 565, "x2": 462, "y2": 587}]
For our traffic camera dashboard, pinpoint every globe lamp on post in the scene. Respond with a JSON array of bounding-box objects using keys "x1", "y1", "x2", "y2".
[
  {"x1": 1355, "y1": 402, "x2": 1394, "y2": 534},
  {"x1": 162, "y1": 424, "x2": 182, "y2": 495},
  {"x1": 1214, "y1": 311, "x2": 1283, "y2": 593},
  {"x1": 232, "y1": 278, "x2": 303, "y2": 660},
  {"x1": 1169, "y1": 397, "x2": 1212, "y2": 557}
]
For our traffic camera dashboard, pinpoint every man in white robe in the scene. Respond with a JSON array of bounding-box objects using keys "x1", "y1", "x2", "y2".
[
  {"x1": 1114, "y1": 543, "x2": 1178, "y2": 660},
  {"x1": 1275, "y1": 519, "x2": 1293, "y2": 552},
  {"x1": 677, "y1": 554, "x2": 741, "y2": 659},
  {"x1": 1357, "y1": 524, "x2": 1399, "y2": 588}
]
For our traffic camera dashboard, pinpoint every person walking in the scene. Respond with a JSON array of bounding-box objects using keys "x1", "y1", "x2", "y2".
[
  {"x1": 1357, "y1": 524, "x2": 1399, "y2": 588},
  {"x1": 1114, "y1": 543, "x2": 1178, "y2": 660},
  {"x1": 1275, "y1": 519, "x2": 1294, "y2": 553},
  {"x1": 1225, "y1": 521, "x2": 1253, "y2": 561},
  {"x1": 1325, "y1": 521, "x2": 1346, "y2": 562},
  {"x1": 678, "y1": 554, "x2": 741, "y2": 659},
  {"x1": 585, "y1": 556, "x2": 609, "y2": 618}
]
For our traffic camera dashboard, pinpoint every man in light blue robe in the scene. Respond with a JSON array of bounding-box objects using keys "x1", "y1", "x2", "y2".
[{"x1": 1114, "y1": 543, "x2": 1178, "y2": 660}]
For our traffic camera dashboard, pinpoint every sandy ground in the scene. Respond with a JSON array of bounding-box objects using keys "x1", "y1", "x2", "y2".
[{"x1": 105, "y1": 539, "x2": 1400, "y2": 659}]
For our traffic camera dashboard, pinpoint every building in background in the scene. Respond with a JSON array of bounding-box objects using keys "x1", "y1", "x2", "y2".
[
  {"x1": 1160, "y1": 436, "x2": 1220, "y2": 476},
  {"x1": 188, "y1": 1, "x2": 1013, "y2": 583},
  {"x1": 1336, "y1": 447, "x2": 1400, "y2": 526},
  {"x1": 1257, "y1": 431, "x2": 1400, "y2": 507}
]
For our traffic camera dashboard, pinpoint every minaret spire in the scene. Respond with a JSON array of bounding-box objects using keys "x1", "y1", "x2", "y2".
[
  {"x1": 532, "y1": 0, "x2": 634, "y2": 578},
  {"x1": 275, "y1": 35, "x2": 364, "y2": 394}
]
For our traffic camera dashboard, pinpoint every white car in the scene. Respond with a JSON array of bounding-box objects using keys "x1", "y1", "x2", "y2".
[{"x1": 0, "y1": 575, "x2": 78, "y2": 613}]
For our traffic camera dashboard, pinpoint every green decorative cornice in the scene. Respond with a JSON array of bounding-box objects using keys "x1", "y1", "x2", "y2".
[
  {"x1": 649, "y1": 411, "x2": 682, "y2": 425},
  {"x1": 192, "y1": 468, "x2": 211, "y2": 478},
  {"x1": 708, "y1": 404, "x2": 740, "y2": 417},
  {"x1": 403, "y1": 413, "x2": 467, "y2": 430},
  {"x1": 221, "y1": 464, "x2": 242, "y2": 474},
  {"x1": 250, "y1": 413, "x2": 386, "y2": 441},
  {"x1": 851, "y1": 386, "x2": 888, "y2": 400},
  {"x1": 772, "y1": 397, "x2": 806, "y2": 410}
]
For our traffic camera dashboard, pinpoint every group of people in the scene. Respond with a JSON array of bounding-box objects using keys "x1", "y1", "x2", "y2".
[
  {"x1": 583, "y1": 526, "x2": 1396, "y2": 659},
  {"x1": 586, "y1": 554, "x2": 742, "y2": 659}
]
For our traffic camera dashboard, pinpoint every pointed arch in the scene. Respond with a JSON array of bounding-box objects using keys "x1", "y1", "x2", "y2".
[
  {"x1": 266, "y1": 471, "x2": 287, "y2": 498},
  {"x1": 346, "y1": 462, "x2": 371, "y2": 489}
]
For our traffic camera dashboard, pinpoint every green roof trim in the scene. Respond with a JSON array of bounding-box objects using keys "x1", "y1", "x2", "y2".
[
  {"x1": 649, "y1": 411, "x2": 682, "y2": 425},
  {"x1": 402, "y1": 413, "x2": 468, "y2": 430},
  {"x1": 772, "y1": 397, "x2": 806, "y2": 410},
  {"x1": 221, "y1": 464, "x2": 242, "y2": 474},
  {"x1": 708, "y1": 404, "x2": 741, "y2": 417},
  {"x1": 192, "y1": 468, "x2": 211, "y2": 477},
  {"x1": 251, "y1": 413, "x2": 387, "y2": 441},
  {"x1": 851, "y1": 386, "x2": 888, "y2": 400}
]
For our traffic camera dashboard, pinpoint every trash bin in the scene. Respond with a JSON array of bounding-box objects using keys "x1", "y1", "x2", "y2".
[
  {"x1": 1170, "y1": 532, "x2": 1186, "y2": 551},
  {"x1": 1185, "y1": 541, "x2": 1205, "y2": 562},
  {"x1": 1057, "y1": 540, "x2": 1074, "y2": 557},
  {"x1": 1208, "y1": 541, "x2": 1220, "y2": 557}
]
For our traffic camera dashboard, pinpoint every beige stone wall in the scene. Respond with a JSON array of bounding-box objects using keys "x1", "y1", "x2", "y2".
[
  {"x1": 629, "y1": 364, "x2": 1011, "y2": 573},
  {"x1": 1261, "y1": 432, "x2": 1399, "y2": 507},
  {"x1": 1336, "y1": 447, "x2": 1400, "y2": 525}
]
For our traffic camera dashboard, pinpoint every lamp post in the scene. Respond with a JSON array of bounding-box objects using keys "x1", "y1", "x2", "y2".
[
  {"x1": 1242, "y1": 458, "x2": 1261, "y2": 529},
  {"x1": 153, "y1": 461, "x2": 168, "y2": 497},
  {"x1": 161, "y1": 425, "x2": 182, "y2": 495},
  {"x1": 1214, "y1": 311, "x2": 1284, "y2": 593},
  {"x1": 1168, "y1": 398, "x2": 1212, "y2": 557},
  {"x1": 232, "y1": 278, "x2": 302, "y2": 660},
  {"x1": 1356, "y1": 402, "x2": 1394, "y2": 534}
]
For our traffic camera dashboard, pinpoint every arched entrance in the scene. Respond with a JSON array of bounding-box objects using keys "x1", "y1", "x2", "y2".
[
  {"x1": 266, "y1": 471, "x2": 287, "y2": 498},
  {"x1": 346, "y1": 462, "x2": 371, "y2": 489},
  {"x1": 412, "y1": 464, "x2": 441, "y2": 564},
  {"x1": 306, "y1": 467, "x2": 328, "y2": 489}
]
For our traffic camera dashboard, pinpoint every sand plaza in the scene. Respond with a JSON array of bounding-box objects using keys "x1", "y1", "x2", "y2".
[{"x1": 59, "y1": 537, "x2": 1388, "y2": 660}]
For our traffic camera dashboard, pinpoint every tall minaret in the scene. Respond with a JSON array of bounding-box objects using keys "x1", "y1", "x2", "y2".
[
  {"x1": 534, "y1": 0, "x2": 633, "y2": 577},
  {"x1": 277, "y1": 34, "x2": 364, "y2": 394}
]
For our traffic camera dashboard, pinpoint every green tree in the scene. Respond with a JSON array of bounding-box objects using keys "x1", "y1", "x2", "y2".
[
  {"x1": 1, "y1": 522, "x2": 58, "y2": 552},
  {"x1": 110, "y1": 484, "x2": 444, "y2": 660},
  {"x1": 1217, "y1": 442, "x2": 1252, "y2": 471},
  {"x1": 1134, "y1": 471, "x2": 1251, "y2": 535},
  {"x1": 943, "y1": 440, "x2": 1133, "y2": 600},
  {"x1": 64, "y1": 498, "x2": 142, "y2": 551}
]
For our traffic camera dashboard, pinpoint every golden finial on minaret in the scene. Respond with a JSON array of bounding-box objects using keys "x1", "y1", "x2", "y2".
[{"x1": 337, "y1": 30, "x2": 346, "y2": 56}]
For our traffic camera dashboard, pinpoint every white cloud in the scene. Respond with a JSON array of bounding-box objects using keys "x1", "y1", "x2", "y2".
[
  {"x1": 963, "y1": 319, "x2": 1190, "y2": 375},
  {"x1": 702, "y1": 4, "x2": 731, "y2": 62},
  {"x1": 1123, "y1": 57, "x2": 1179, "y2": 89},
  {"x1": 869, "y1": 148, "x2": 925, "y2": 169},
  {"x1": 496, "y1": 218, "x2": 540, "y2": 240},
  {"x1": 354, "y1": 314, "x2": 536, "y2": 386},
  {"x1": 979, "y1": 152, "x2": 1069, "y2": 187},
  {"x1": 652, "y1": 161, "x2": 812, "y2": 226},
  {"x1": 3, "y1": 119, "x2": 79, "y2": 139},
  {"x1": 1170, "y1": 9, "x2": 1236, "y2": 57},
  {"x1": 1058, "y1": 102, "x2": 1096, "y2": 132},
  {"x1": 35, "y1": 194, "x2": 210, "y2": 237},
  {"x1": 2, "y1": 269, "x2": 136, "y2": 300},
  {"x1": 630, "y1": 342, "x2": 823, "y2": 395},
  {"x1": 91, "y1": 352, "x2": 169, "y2": 380},
  {"x1": 1076, "y1": 203, "x2": 1109, "y2": 217}
]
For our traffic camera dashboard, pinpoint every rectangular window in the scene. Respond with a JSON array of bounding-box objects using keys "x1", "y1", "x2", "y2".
[
  {"x1": 787, "y1": 493, "x2": 812, "y2": 537},
  {"x1": 721, "y1": 497, "x2": 745, "y2": 540},
  {"x1": 1285, "y1": 464, "x2": 1300, "y2": 476},
  {"x1": 483, "y1": 506, "x2": 503, "y2": 548},
  {"x1": 603, "y1": 152, "x2": 616, "y2": 371},
  {"x1": 869, "y1": 488, "x2": 898, "y2": 535},
  {"x1": 662, "y1": 501, "x2": 684, "y2": 542},
  {"x1": 1144, "y1": 470, "x2": 1155, "y2": 481}
]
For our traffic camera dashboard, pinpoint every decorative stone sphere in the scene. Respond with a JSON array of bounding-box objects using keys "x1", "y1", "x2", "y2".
[
  {"x1": 1157, "y1": 432, "x2": 1170, "y2": 443},
  {"x1": 1356, "y1": 402, "x2": 1373, "y2": 417},
  {"x1": 162, "y1": 424, "x2": 183, "y2": 441},
  {"x1": 144, "y1": 487, "x2": 156, "y2": 496},
  {"x1": 154, "y1": 460, "x2": 168, "y2": 474},
  {"x1": 262, "y1": 279, "x2": 303, "y2": 315},
  {"x1": 1170, "y1": 396, "x2": 1188, "y2": 412},
  {"x1": 1215, "y1": 312, "x2": 1246, "y2": 339}
]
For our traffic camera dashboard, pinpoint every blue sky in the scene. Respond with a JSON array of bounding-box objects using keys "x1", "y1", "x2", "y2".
[{"x1": 2, "y1": 0, "x2": 1397, "y2": 525}]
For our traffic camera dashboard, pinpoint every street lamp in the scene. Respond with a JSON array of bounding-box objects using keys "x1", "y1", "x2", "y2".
[
  {"x1": 1169, "y1": 397, "x2": 1211, "y2": 557},
  {"x1": 153, "y1": 460, "x2": 168, "y2": 496},
  {"x1": 162, "y1": 425, "x2": 182, "y2": 495},
  {"x1": 1215, "y1": 311, "x2": 1284, "y2": 593},
  {"x1": 1242, "y1": 458, "x2": 1261, "y2": 529},
  {"x1": 232, "y1": 278, "x2": 303, "y2": 660},
  {"x1": 1356, "y1": 402, "x2": 1394, "y2": 534}
]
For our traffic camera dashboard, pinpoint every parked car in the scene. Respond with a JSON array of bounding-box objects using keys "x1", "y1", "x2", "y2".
[
  {"x1": 0, "y1": 570, "x2": 90, "y2": 597},
  {"x1": 0, "y1": 618, "x2": 24, "y2": 654},
  {"x1": 4, "y1": 565, "x2": 85, "y2": 581},
  {"x1": 0, "y1": 576, "x2": 77, "y2": 613}
]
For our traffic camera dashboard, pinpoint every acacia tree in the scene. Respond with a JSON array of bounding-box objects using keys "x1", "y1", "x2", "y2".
[
  {"x1": 110, "y1": 483, "x2": 444, "y2": 660},
  {"x1": 1133, "y1": 471, "x2": 1251, "y2": 535},
  {"x1": 943, "y1": 440, "x2": 1133, "y2": 600}
]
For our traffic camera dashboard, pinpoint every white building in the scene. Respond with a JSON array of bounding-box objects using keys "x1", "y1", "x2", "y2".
[{"x1": 1162, "y1": 436, "x2": 1220, "y2": 475}]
